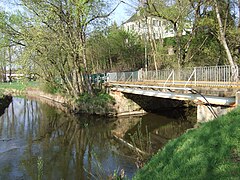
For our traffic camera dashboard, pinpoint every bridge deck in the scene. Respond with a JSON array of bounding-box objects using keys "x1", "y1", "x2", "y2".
[{"x1": 109, "y1": 82, "x2": 237, "y2": 107}]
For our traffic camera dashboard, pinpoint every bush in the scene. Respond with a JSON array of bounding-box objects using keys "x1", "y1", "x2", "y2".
[
  {"x1": 76, "y1": 92, "x2": 115, "y2": 115},
  {"x1": 41, "y1": 82, "x2": 62, "y2": 94}
]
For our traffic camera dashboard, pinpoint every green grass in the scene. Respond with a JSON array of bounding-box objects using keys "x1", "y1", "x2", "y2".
[
  {"x1": 133, "y1": 107, "x2": 240, "y2": 180},
  {"x1": 0, "y1": 81, "x2": 38, "y2": 91}
]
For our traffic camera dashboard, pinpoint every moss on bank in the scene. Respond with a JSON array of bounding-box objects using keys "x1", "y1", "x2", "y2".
[{"x1": 133, "y1": 107, "x2": 240, "y2": 179}]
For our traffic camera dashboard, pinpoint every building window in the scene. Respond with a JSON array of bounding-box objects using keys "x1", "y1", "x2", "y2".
[{"x1": 131, "y1": 24, "x2": 134, "y2": 30}]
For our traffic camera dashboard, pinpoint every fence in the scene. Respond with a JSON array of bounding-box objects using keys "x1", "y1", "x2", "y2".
[{"x1": 107, "y1": 65, "x2": 239, "y2": 87}]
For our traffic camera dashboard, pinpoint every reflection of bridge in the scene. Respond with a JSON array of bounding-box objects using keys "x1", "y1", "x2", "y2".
[{"x1": 107, "y1": 65, "x2": 240, "y2": 122}]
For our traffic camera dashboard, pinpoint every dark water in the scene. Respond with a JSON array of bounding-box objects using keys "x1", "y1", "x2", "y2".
[{"x1": 0, "y1": 97, "x2": 196, "y2": 179}]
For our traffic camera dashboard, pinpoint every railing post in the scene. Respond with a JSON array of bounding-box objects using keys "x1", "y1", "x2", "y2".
[
  {"x1": 164, "y1": 70, "x2": 174, "y2": 87},
  {"x1": 237, "y1": 65, "x2": 239, "y2": 82},
  {"x1": 173, "y1": 69, "x2": 175, "y2": 85},
  {"x1": 184, "y1": 68, "x2": 196, "y2": 88},
  {"x1": 194, "y1": 67, "x2": 196, "y2": 86}
]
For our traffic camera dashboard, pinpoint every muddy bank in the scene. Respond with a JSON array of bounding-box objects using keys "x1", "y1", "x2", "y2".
[{"x1": 0, "y1": 95, "x2": 12, "y2": 116}]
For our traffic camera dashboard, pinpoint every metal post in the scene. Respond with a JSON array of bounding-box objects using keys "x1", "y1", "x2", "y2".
[
  {"x1": 194, "y1": 67, "x2": 196, "y2": 86},
  {"x1": 173, "y1": 69, "x2": 175, "y2": 85}
]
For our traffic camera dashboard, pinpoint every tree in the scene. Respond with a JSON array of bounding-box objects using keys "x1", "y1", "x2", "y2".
[
  {"x1": 0, "y1": 0, "x2": 123, "y2": 97},
  {"x1": 143, "y1": 0, "x2": 192, "y2": 68},
  {"x1": 87, "y1": 24, "x2": 145, "y2": 72},
  {"x1": 213, "y1": 0, "x2": 238, "y2": 79}
]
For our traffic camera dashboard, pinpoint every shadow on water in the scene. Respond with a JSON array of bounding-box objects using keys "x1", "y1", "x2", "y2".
[{"x1": 0, "y1": 97, "x2": 197, "y2": 179}]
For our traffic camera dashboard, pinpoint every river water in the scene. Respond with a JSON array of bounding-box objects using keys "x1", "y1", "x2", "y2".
[{"x1": 0, "y1": 97, "x2": 196, "y2": 179}]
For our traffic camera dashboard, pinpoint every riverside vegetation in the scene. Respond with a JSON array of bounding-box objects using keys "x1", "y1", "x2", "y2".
[
  {"x1": 0, "y1": 81, "x2": 116, "y2": 116},
  {"x1": 133, "y1": 107, "x2": 240, "y2": 179}
]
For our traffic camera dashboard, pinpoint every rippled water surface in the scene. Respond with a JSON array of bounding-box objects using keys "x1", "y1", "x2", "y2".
[{"x1": 0, "y1": 97, "x2": 196, "y2": 179}]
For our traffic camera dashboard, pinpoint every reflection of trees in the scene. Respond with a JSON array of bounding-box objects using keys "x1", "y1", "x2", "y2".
[
  {"x1": 18, "y1": 99, "x2": 116, "y2": 179},
  {"x1": 1, "y1": 97, "x2": 145, "y2": 179},
  {"x1": 116, "y1": 109, "x2": 197, "y2": 156}
]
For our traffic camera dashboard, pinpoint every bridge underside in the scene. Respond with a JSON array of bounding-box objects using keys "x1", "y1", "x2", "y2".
[{"x1": 123, "y1": 93, "x2": 189, "y2": 112}]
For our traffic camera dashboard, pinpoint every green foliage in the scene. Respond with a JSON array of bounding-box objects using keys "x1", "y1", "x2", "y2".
[
  {"x1": 133, "y1": 107, "x2": 240, "y2": 179},
  {"x1": 163, "y1": 37, "x2": 176, "y2": 47},
  {"x1": 40, "y1": 81, "x2": 62, "y2": 94},
  {"x1": 87, "y1": 24, "x2": 145, "y2": 72}
]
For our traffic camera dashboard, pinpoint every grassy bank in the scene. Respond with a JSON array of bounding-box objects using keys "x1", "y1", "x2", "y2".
[
  {"x1": 0, "y1": 81, "x2": 38, "y2": 92},
  {"x1": 134, "y1": 107, "x2": 240, "y2": 179}
]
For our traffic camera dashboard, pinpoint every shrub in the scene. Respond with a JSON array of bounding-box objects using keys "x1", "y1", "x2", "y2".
[{"x1": 76, "y1": 92, "x2": 115, "y2": 115}]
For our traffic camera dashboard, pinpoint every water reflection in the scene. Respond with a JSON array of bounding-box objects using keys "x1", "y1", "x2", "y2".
[
  {"x1": 112, "y1": 109, "x2": 196, "y2": 159},
  {"x1": 0, "y1": 97, "x2": 196, "y2": 179}
]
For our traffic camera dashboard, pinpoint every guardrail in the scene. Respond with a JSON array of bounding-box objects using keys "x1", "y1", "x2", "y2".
[{"x1": 107, "y1": 65, "x2": 239, "y2": 87}]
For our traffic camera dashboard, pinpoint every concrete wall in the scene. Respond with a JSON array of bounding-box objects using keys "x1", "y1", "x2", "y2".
[{"x1": 197, "y1": 105, "x2": 234, "y2": 123}]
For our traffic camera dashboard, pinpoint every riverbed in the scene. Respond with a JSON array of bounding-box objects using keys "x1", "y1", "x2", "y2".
[{"x1": 0, "y1": 97, "x2": 196, "y2": 179}]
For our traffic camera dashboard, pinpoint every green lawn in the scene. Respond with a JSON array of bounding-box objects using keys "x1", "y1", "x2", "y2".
[
  {"x1": 0, "y1": 81, "x2": 38, "y2": 91},
  {"x1": 133, "y1": 107, "x2": 240, "y2": 179}
]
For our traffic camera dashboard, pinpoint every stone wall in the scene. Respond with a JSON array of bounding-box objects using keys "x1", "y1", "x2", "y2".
[{"x1": 110, "y1": 91, "x2": 146, "y2": 116}]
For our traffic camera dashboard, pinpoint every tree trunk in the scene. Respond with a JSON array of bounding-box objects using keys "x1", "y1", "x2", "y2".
[
  {"x1": 173, "y1": 23, "x2": 182, "y2": 69},
  {"x1": 147, "y1": 17, "x2": 158, "y2": 73},
  {"x1": 214, "y1": 0, "x2": 237, "y2": 80},
  {"x1": 81, "y1": 32, "x2": 93, "y2": 95},
  {"x1": 8, "y1": 46, "x2": 12, "y2": 82}
]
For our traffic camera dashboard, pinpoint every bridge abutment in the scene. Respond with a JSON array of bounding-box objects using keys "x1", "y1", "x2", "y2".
[
  {"x1": 197, "y1": 105, "x2": 234, "y2": 123},
  {"x1": 110, "y1": 91, "x2": 146, "y2": 116},
  {"x1": 236, "y1": 91, "x2": 240, "y2": 105}
]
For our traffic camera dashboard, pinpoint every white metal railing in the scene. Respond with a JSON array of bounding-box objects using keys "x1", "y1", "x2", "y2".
[
  {"x1": 107, "y1": 65, "x2": 239, "y2": 87},
  {"x1": 163, "y1": 70, "x2": 174, "y2": 87}
]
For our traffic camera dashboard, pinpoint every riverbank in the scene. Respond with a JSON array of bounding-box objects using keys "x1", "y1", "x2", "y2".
[
  {"x1": 0, "y1": 82, "x2": 145, "y2": 117},
  {"x1": 133, "y1": 107, "x2": 240, "y2": 179}
]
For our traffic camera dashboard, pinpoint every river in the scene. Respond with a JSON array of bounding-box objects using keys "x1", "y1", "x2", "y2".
[{"x1": 0, "y1": 97, "x2": 196, "y2": 179}]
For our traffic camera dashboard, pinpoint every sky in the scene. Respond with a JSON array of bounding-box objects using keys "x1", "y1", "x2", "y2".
[
  {"x1": 0, "y1": 0, "x2": 22, "y2": 13},
  {"x1": 110, "y1": 2, "x2": 135, "y2": 25}
]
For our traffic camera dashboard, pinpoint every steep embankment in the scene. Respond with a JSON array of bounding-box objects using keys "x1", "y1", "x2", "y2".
[{"x1": 133, "y1": 107, "x2": 240, "y2": 179}]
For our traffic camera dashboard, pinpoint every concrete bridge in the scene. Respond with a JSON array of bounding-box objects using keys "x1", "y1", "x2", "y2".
[{"x1": 106, "y1": 65, "x2": 240, "y2": 122}]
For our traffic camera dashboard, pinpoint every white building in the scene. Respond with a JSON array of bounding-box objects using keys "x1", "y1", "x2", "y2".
[{"x1": 122, "y1": 12, "x2": 190, "y2": 40}]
